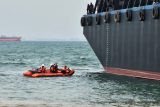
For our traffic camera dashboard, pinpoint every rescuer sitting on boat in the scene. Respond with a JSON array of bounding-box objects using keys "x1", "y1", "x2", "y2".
[
  {"x1": 50, "y1": 63, "x2": 59, "y2": 73},
  {"x1": 39, "y1": 64, "x2": 46, "y2": 73},
  {"x1": 61, "y1": 65, "x2": 70, "y2": 74},
  {"x1": 50, "y1": 64, "x2": 55, "y2": 73},
  {"x1": 54, "y1": 63, "x2": 58, "y2": 71}
]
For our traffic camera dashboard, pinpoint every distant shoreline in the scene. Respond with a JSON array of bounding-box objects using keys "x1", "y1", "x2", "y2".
[{"x1": 21, "y1": 40, "x2": 87, "y2": 42}]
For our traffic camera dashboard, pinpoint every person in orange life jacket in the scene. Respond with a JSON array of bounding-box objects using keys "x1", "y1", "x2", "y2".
[
  {"x1": 50, "y1": 64, "x2": 54, "y2": 73},
  {"x1": 54, "y1": 63, "x2": 58, "y2": 71},
  {"x1": 61, "y1": 65, "x2": 70, "y2": 74},
  {"x1": 65, "y1": 66, "x2": 71, "y2": 73},
  {"x1": 50, "y1": 63, "x2": 59, "y2": 73},
  {"x1": 61, "y1": 65, "x2": 67, "y2": 74},
  {"x1": 64, "y1": 65, "x2": 67, "y2": 70},
  {"x1": 50, "y1": 63, "x2": 56, "y2": 73},
  {"x1": 39, "y1": 64, "x2": 46, "y2": 73}
]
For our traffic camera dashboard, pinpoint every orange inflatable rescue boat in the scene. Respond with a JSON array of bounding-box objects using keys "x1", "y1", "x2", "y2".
[{"x1": 23, "y1": 68, "x2": 75, "y2": 78}]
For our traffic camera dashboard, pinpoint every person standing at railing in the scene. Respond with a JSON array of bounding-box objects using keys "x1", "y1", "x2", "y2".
[
  {"x1": 89, "y1": 2, "x2": 94, "y2": 14},
  {"x1": 87, "y1": 4, "x2": 90, "y2": 14}
]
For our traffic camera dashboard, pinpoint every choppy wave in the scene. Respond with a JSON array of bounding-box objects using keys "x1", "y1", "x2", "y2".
[
  {"x1": 0, "y1": 62, "x2": 26, "y2": 65},
  {"x1": 0, "y1": 73, "x2": 8, "y2": 76}
]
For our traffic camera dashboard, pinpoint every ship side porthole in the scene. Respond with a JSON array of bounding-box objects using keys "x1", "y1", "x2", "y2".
[
  {"x1": 87, "y1": 16, "x2": 93, "y2": 26},
  {"x1": 139, "y1": 9, "x2": 145, "y2": 21},
  {"x1": 96, "y1": 14, "x2": 101, "y2": 25},
  {"x1": 152, "y1": 6, "x2": 159, "y2": 19},
  {"x1": 114, "y1": 11, "x2": 121, "y2": 23},
  {"x1": 104, "y1": 12, "x2": 110, "y2": 23},
  {"x1": 81, "y1": 17, "x2": 86, "y2": 26},
  {"x1": 126, "y1": 10, "x2": 132, "y2": 21}
]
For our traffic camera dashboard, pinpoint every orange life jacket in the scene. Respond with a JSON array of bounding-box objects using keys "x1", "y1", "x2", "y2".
[{"x1": 40, "y1": 67, "x2": 46, "y2": 73}]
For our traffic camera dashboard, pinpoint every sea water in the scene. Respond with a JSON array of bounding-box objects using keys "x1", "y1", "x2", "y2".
[{"x1": 0, "y1": 41, "x2": 160, "y2": 107}]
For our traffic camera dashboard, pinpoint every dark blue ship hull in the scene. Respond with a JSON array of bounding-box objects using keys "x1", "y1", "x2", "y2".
[{"x1": 82, "y1": 4, "x2": 160, "y2": 80}]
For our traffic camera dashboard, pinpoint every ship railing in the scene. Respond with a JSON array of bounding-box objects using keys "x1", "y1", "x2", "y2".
[{"x1": 84, "y1": 3, "x2": 160, "y2": 16}]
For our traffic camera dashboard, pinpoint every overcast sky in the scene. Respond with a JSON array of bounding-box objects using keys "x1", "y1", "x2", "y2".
[{"x1": 0, "y1": 0, "x2": 95, "y2": 41}]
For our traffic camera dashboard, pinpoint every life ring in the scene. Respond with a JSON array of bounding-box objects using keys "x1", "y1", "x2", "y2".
[
  {"x1": 114, "y1": 11, "x2": 121, "y2": 23},
  {"x1": 139, "y1": 9, "x2": 145, "y2": 21},
  {"x1": 104, "y1": 12, "x2": 110, "y2": 23},
  {"x1": 96, "y1": 14, "x2": 101, "y2": 25},
  {"x1": 152, "y1": 6, "x2": 159, "y2": 19},
  {"x1": 87, "y1": 16, "x2": 93, "y2": 26},
  {"x1": 126, "y1": 10, "x2": 132, "y2": 21},
  {"x1": 81, "y1": 17, "x2": 86, "y2": 26}
]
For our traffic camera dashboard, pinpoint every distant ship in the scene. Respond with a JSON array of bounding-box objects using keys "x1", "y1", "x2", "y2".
[
  {"x1": 0, "y1": 35, "x2": 21, "y2": 42},
  {"x1": 81, "y1": 0, "x2": 160, "y2": 80}
]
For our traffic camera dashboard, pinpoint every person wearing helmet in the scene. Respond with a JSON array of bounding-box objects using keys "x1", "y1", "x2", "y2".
[
  {"x1": 50, "y1": 63, "x2": 56, "y2": 73},
  {"x1": 50, "y1": 63, "x2": 58, "y2": 73},
  {"x1": 40, "y1": 64, "x2": 46, "y2": 73}
]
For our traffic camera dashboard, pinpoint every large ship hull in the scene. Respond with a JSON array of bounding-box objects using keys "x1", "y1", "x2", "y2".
[
  {"x1": 83, "y1": 5, "x2": 160, "y2": 80},
  {"x1": 0, "y1": 37, "x2": 21, "y2": 42}
]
